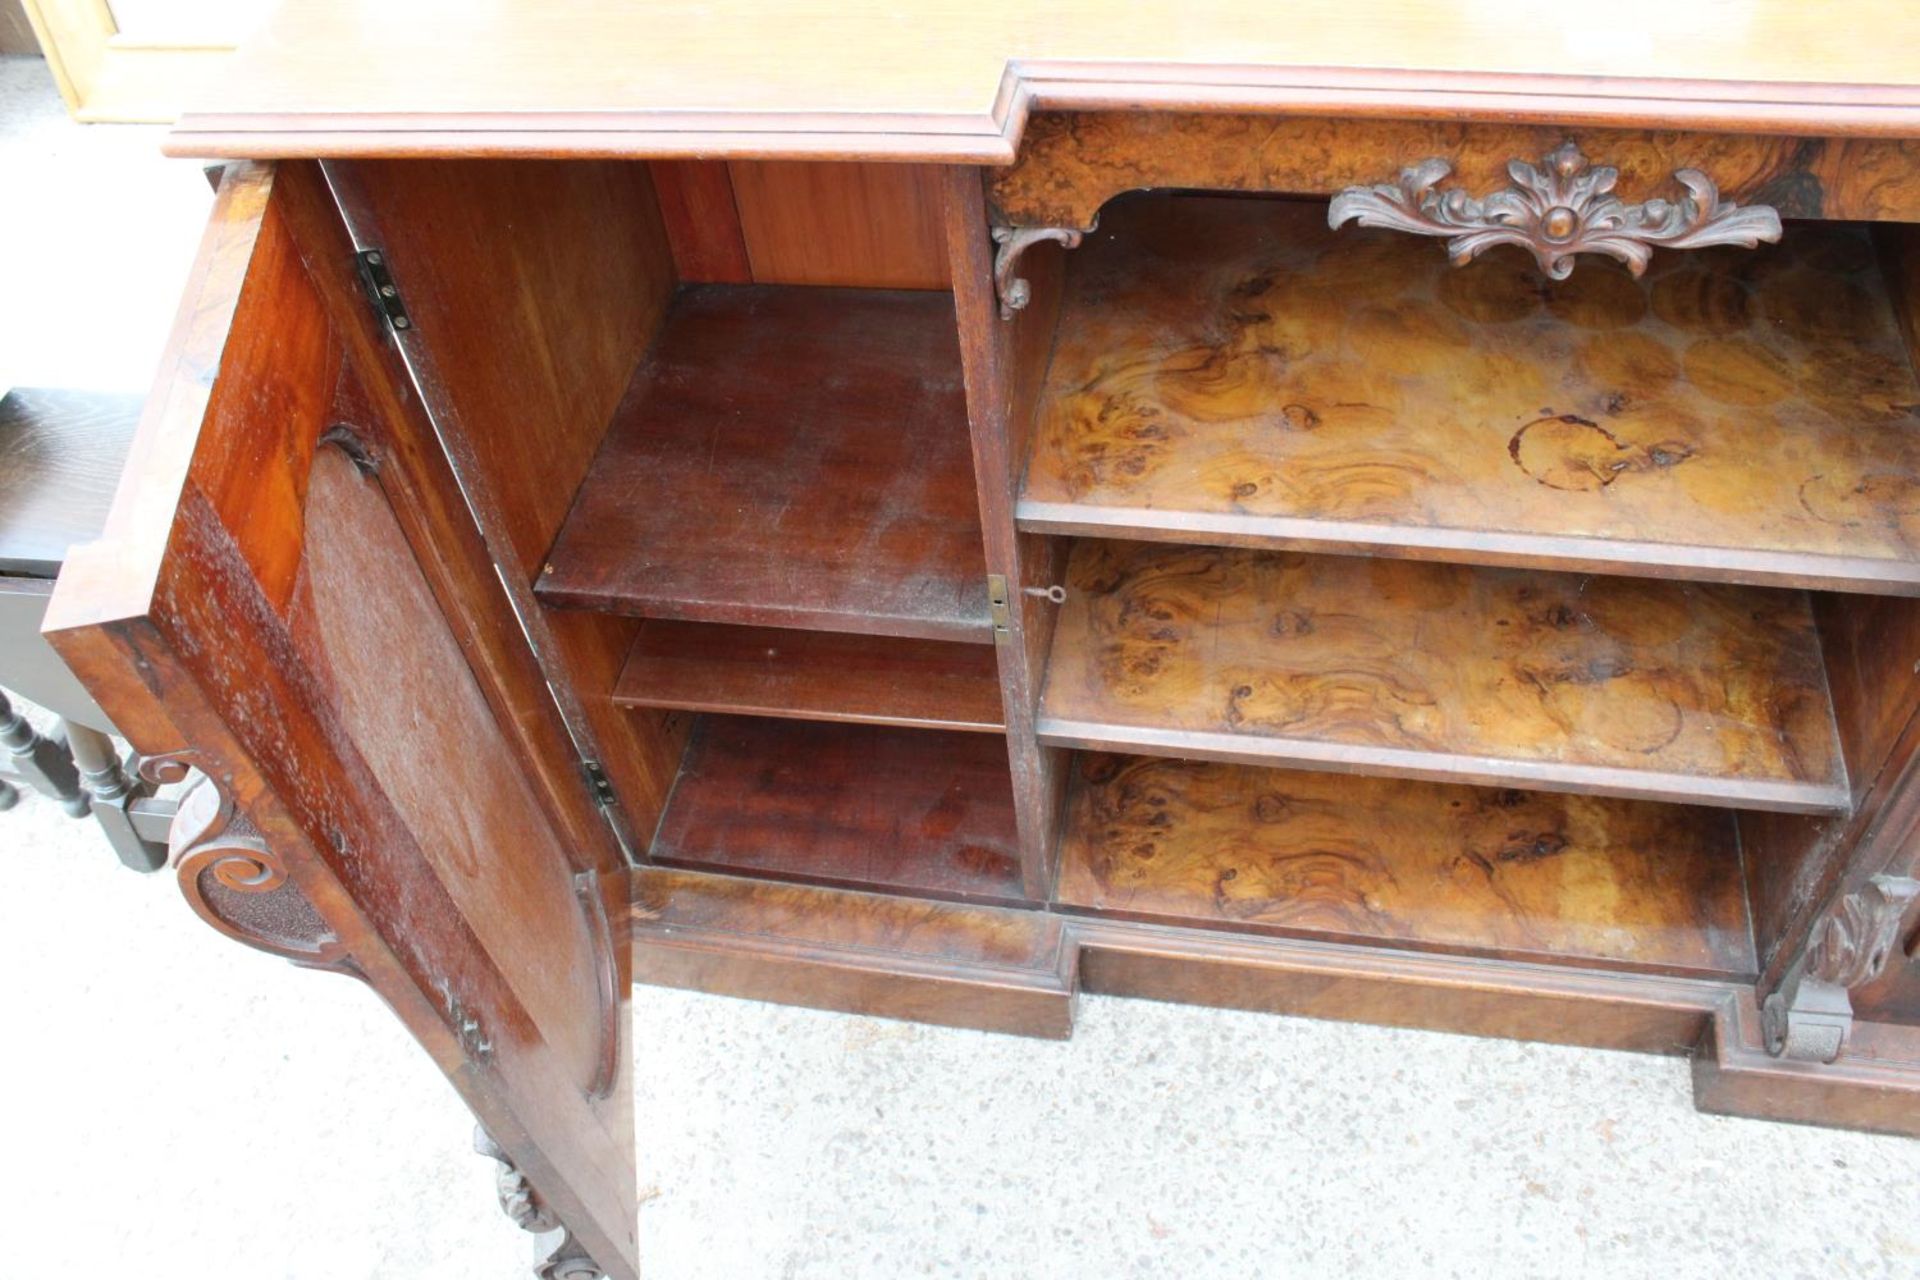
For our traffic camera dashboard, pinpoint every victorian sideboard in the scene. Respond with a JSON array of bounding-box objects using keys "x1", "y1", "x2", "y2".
[{"x1": 45, "y1": 4, "x2": 1920, "y2": 1276}]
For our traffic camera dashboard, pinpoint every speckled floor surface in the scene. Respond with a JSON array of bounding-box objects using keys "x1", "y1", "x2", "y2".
[
  {"x1": 6, "y1": 50, "x2": 1920, "y2": 1280},
  {"x1": 633, "y1": 988, "x2": 1920, "y2": 1280}
]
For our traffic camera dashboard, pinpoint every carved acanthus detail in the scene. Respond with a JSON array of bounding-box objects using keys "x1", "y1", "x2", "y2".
[
  {"x1": 1328, "y1": 142, "x2": 1783, "y2": 280},
  {"x1": 169, "y1": 774, "x2": 357, "y2": 977},
  {"x1": 991, "y1": 225, "x2": 1084, "y2": 319},
  {"x1": 475, "y1": 1127, "x2": 606, "y2": 1280},
  {"x1": 1764, "y1": 874, "x2": 1920, "y2": 1063},
  {"x1": 1808, "y1": 876, "x2": 1920, "y2": 989}
]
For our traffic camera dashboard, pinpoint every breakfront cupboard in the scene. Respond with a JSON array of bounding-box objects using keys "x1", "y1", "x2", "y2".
[{"x1": 48, "y1": 4, "x2": 1920, "y2": 1275}]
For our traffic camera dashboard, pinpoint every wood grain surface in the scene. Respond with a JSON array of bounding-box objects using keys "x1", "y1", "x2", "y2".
[
  {"x1": 173, "y1": 0, "x2": 1920, "y2": 158},
  {"x1": 650, "y1": 160, "x2": 950, "y2": 288},
  {"x1": 989, "y1": 112, "x2": 1920, "y2": 229},
  {"x1": 613, "y1": 619, "x2": 1004, "y2": 733},
  {"x1": 651, "y1": 716, "x2": 1027, "y2": 905},
  {"x1": 0, "y1": 389, "x2": 143, "y2": 578},
  {"x1": 727, "y1": 161, "x2": 951, "y2": 289},
  {"x1": 1056, "y1": 753, "x2": 1755, "y2": 978},
  {"x1": 1019, "y1": 194, "x2": 1920, "y2": 594},
  {"x1": 648, "y1": 160, "x2": 753, "y2": 284},
  {"x1": 538, "y1": 285, "x2": 990, "y2": 642},
  {"x1": 944, "y1": 164, "x2": 1076, "y2": 900},
  {"x1": 333, "y1": 157, "x2": 689, "y2": 852},
  {"x1": 630, "y1": 866, "x2": 1075, "y2": 1037},
  {"x1": 294, "y1": 445, "x2": 610, "y2": 1098},
  {"x1": 41, "y1": 164, "x2": 641, "y2": 1278},
  {"x1": 1040, "y1": 540, "x2": 1846, "y2": 812}
]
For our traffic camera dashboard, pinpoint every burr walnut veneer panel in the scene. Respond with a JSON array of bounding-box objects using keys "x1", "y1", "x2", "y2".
[
  {"x1": 1041, "y1": 540, "x2": 1846, "y2": 812},
  {"x1": 989, "y1": 112, "x2": 1920, "y2": 229},
  {"x1": 1019, "y1": 195, "x2": 1920, "y2": 594},
  {"x1": 1056, "y1": 753, "x2": 1755, "y2": 979}
]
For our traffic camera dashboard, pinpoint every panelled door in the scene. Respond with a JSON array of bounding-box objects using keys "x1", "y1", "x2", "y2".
[{"x1": 42, "y1": 161, "x2": 636, "y2": 1280}]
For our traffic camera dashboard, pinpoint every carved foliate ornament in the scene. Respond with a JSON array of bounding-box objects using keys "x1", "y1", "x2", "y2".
[
  {"x1": 1764, "y1": 874, "x2": 1920, "y2": 1063},
  {"x1": 1329, "y1": 143, "x2": 1783, "y2": 280},
  {"x1": 475, "y1": 1127, "x2": 606, "y2": 1280}
]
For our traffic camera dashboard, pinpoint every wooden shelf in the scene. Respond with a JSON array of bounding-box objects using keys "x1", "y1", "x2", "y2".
[
  {"x1": 630, "y1": 867, "x2": 1075, "y2": 1038},
  {"x1": 650, "y1": 716, "x2": 1026, "y2": 905},
  {"x1": 538, "y1": 285, "x2": 990, "y2": 642},
  {"x1": 1055, "y1": 753, "x2": 1755, "y2": 979},
  {"x1": 614, "y1": 619, "x2": 1004, "y2": 732},
  {"x1": 1019, "y1": 194, "x2": 1920, "y2": 595},
  {"x1": 1040, "y1": 540, "x2": 1846, "y2": 812}
]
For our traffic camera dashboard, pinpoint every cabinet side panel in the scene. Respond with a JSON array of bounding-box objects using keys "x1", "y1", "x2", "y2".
[
  {"x1": 332, "y1": 158, "x2": 691, "y2": 839},
  {"x1": 648, "y1": 160, "x2": 753, "y2": 284},
  {"x1": 945, "y1": 165, "x2": 1068, "y2": 897},
  {"x1": 729, "y1": 160, "x2": 951, "y2": 289},
  {"x1": 1838, "y1": 225, "x2": 1920, "y2": 1023},
  {"x1": 1744, "y1": 226, "x2": 1920, "y2": 998}
]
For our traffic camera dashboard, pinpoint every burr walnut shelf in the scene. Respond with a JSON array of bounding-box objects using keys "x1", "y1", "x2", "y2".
[
  {"x1": 649, "y1": 715, "x2": 1027, "y2": 907},
  {"x1": 1055, "y1": 753, "x2": 1755, "y2": 980},
  {"x1": 538, "y1": 284, "x2": 990, "y2": 642},
  {"x1": 1017, "y1": 194, "x2": 1920, "y2": 595},
  {"x1": 1040, "y1": 539, "x2": 1848, "y2": 812},
  {"x1": 614, "y1": 620, "x2": 1004, "y2": 733}
]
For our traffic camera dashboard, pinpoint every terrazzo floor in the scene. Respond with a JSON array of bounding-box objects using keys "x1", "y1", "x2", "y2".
[{"x1": 6, "y1": 50, "x2": 1920, "y2": 1280}]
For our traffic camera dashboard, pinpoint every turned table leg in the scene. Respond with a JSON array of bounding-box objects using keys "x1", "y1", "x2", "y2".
[
  {"x1": 0, "y1": 689, "x2": 86, "y2": 817},
  {"x1": 65, "y1": 721, "x2": 168, "y2": 872}
]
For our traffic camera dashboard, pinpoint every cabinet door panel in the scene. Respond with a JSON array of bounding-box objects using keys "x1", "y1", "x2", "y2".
[{"x1": 43, "y1": 162, "x2": 636, "y2": 1279}]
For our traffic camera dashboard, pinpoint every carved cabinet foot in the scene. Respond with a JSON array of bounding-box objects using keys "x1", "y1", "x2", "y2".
[
  {"x1": 1765, "y1": 874, "x2": 1920, "y2": 1063},
  {"x1": 475, "y1": 1127, "x2": 607, "y2": 1280}
]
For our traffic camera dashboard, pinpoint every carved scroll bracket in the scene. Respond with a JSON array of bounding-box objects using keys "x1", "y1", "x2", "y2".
[
  {"x1": 1329, "y1": 142, "x2": 1783, "y2": 280},
  {"x1": 475, "y1": 1126, "x2": 606, "y2": 1280},
  {"x1": 1764, "y1": 874, "x2": 1920, "y2": 1063},
  {"x1": 169, "y1": 774, "x2": 359, "y2": 978},
  {"x1": 991, "y1": 225, "x2": 1084, "y2": 320}
]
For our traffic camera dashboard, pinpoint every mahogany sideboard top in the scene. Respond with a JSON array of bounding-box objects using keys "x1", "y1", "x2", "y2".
[{"x1": 171, "y1": 0, "x2": 1920, "y2": 158}]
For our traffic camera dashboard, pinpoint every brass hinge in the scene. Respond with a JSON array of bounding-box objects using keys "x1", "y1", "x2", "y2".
[
  {"x1": 354, "y1": 248, "x2": 413, "y2": 332},
  {"x1": 580, "y1": 760, "x2": 616, "y2": 808}
]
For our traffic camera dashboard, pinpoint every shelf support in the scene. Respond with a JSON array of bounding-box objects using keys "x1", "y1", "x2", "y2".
[{"x1": 990, "y1": 224, "x2": 1084, "y2": 319}]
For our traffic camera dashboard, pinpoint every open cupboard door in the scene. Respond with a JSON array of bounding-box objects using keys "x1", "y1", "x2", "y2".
[{"x1": 42, "y1": 162, "x2": 638, "y2": 1280}]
